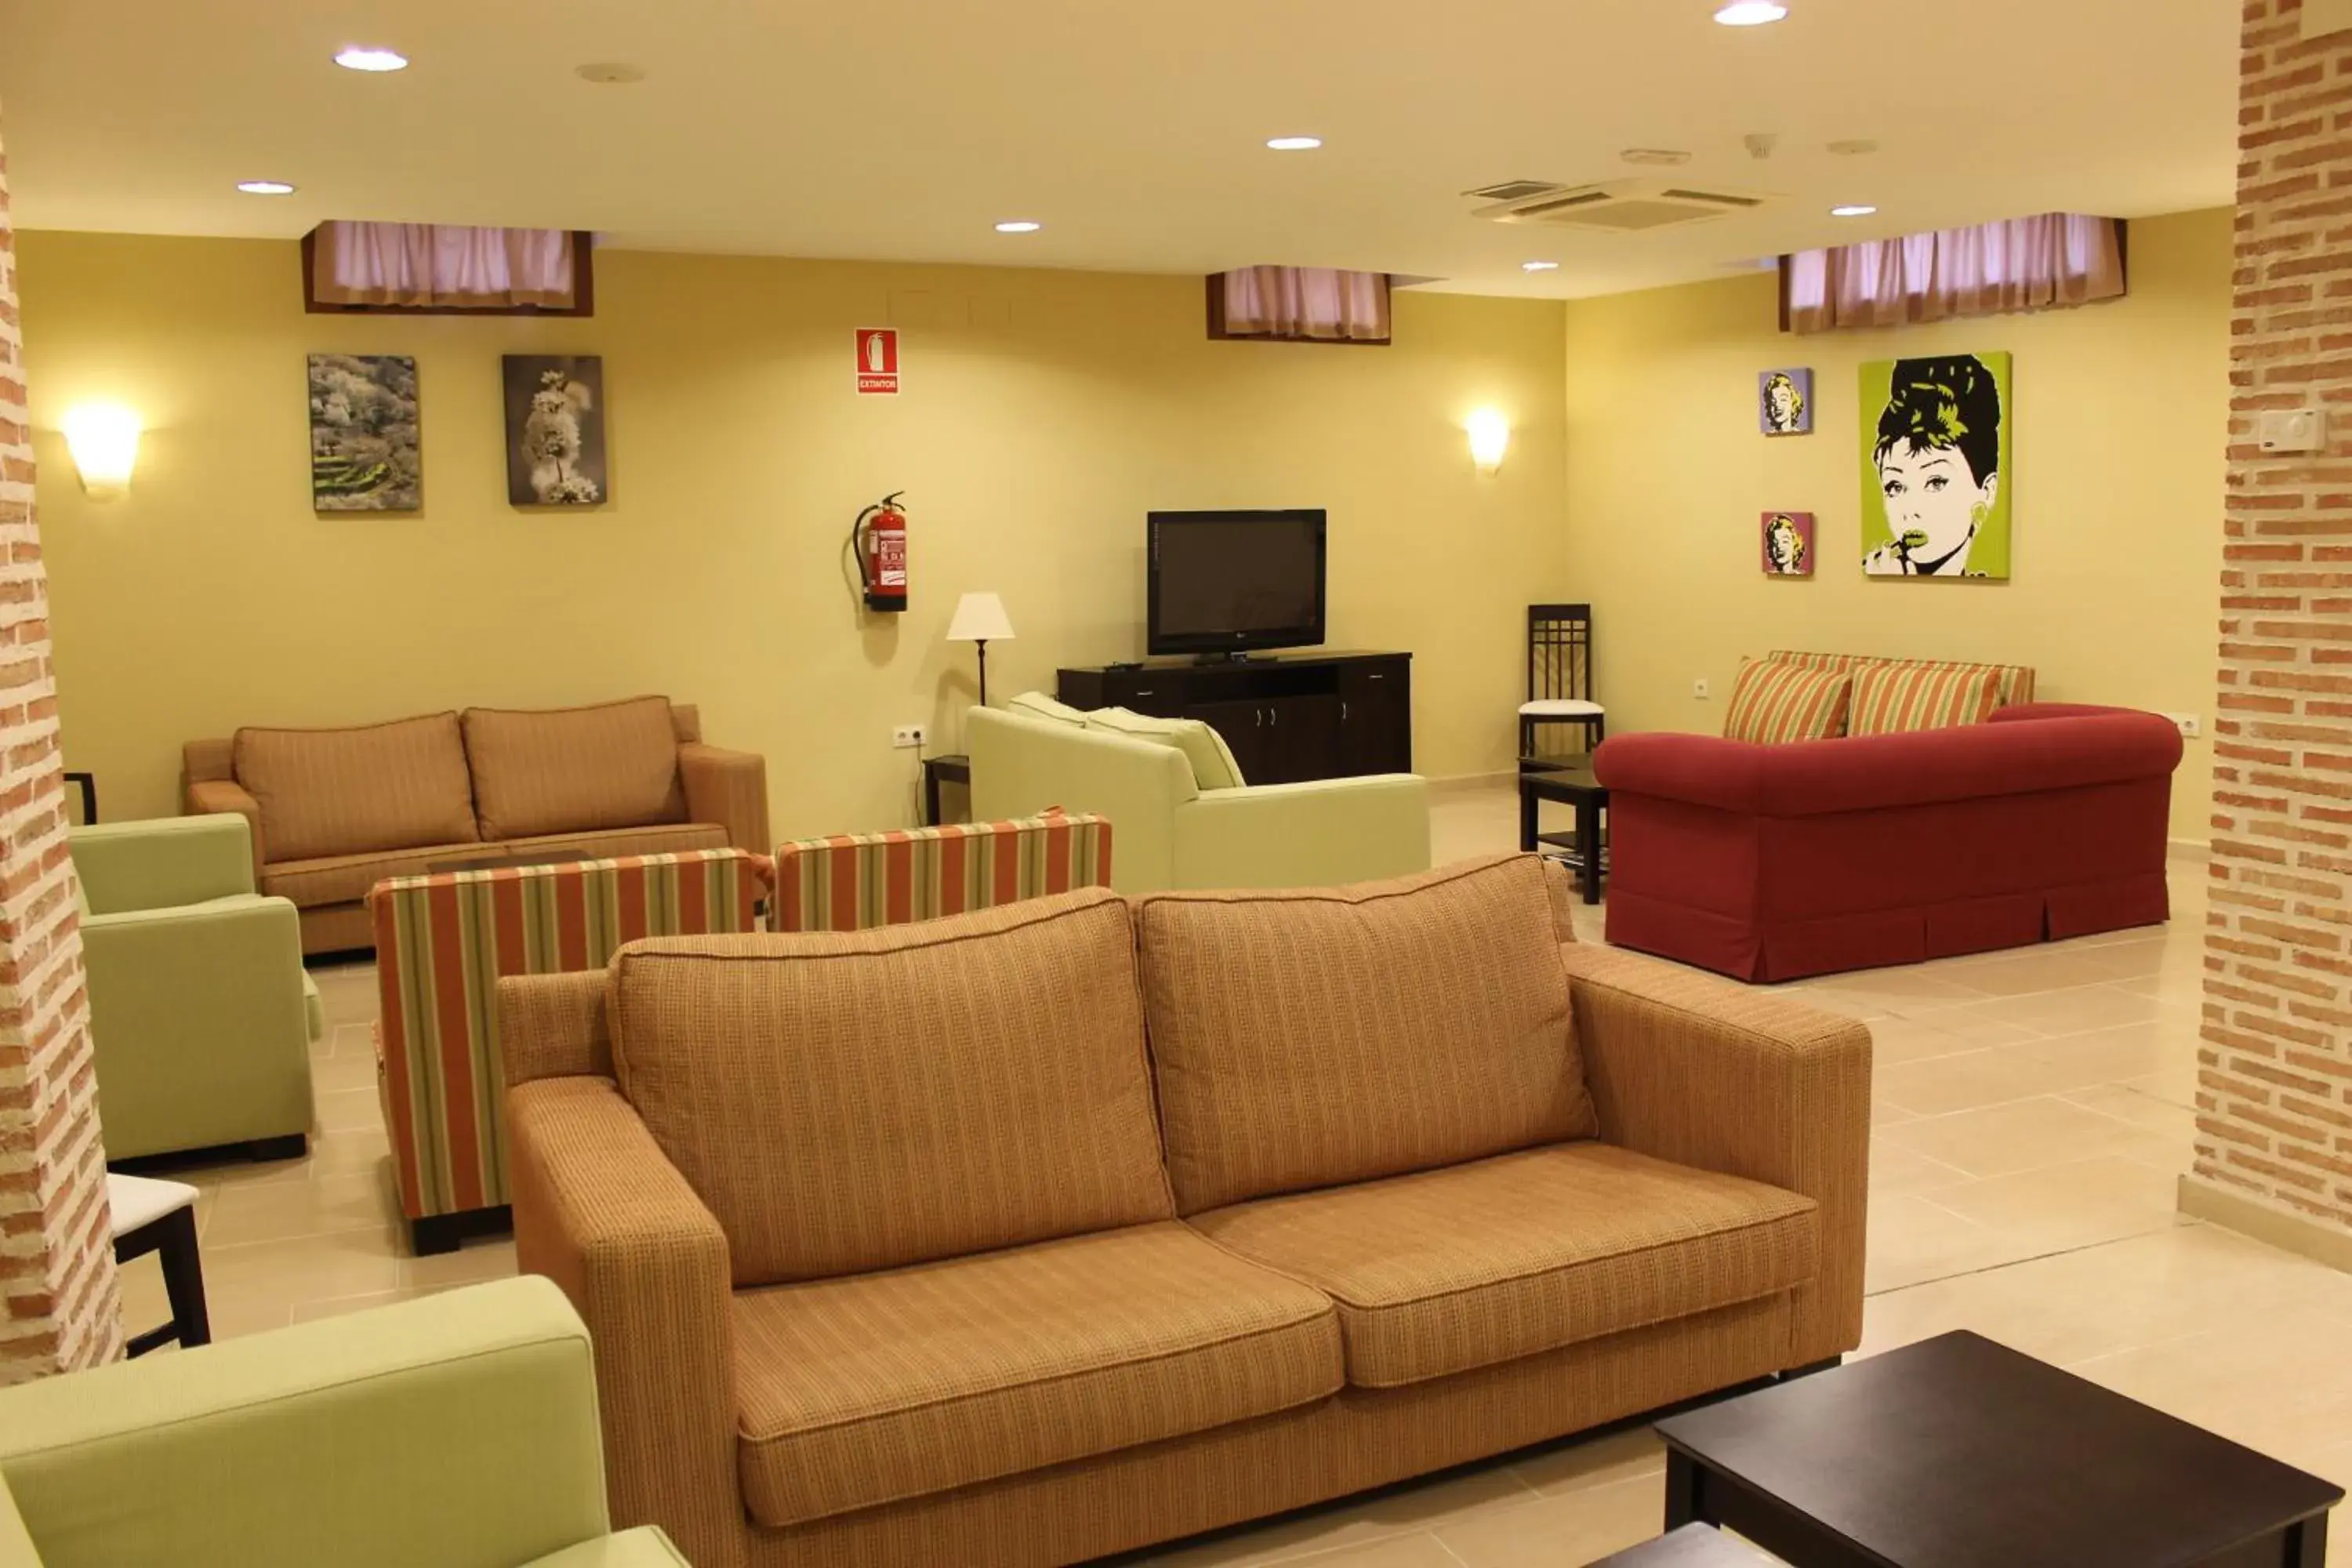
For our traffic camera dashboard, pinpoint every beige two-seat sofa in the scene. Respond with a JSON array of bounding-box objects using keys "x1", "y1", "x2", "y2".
[
  {"x1": 501, "y1": 852, "x2": 1871, "y2": 1568},
  {"x1": 185, "y1": 695, "x2": 768, "y2": 954}
]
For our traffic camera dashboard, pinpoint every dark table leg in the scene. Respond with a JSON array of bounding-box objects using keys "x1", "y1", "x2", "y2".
[
  {"x1": 1519, "y1": 779, "x2": 1539, "y2": 853},
  {"x1": 1664, "y1": 1449, "x2": 1704, "y2": 1530},
  {"x1": 158, "y1": 1206, "x2": 211, "y2": 1348},
  {"x1": 924, "y1": 764, "x2": 943, "y2": 829},
  {"x1": 2286, "y1": 1512, "x2": 2328, "y2": 1568},
  {"x1": 1576, "y1": 791, "x2": 1603, "y2": 904}
]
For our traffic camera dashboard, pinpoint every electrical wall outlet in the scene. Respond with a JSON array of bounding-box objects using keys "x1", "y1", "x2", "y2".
[
  {"x1": 2161, "y1": 712, "x2": 2203, "y2": 739},
  {"x1": 891, "y1": 724, "x2": 927, "y2": 750},
  {"x1": 1693, "y1": 677, "x2": 1711, "y2": 700}
]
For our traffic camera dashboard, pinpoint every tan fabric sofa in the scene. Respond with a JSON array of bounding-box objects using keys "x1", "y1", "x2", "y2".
[
  {"x1": 501, "y1": 853, "x2": 1871, "y2": 1568},
  {"x1": 184, "y1": 697, "x2": 769, "y2": 954}
]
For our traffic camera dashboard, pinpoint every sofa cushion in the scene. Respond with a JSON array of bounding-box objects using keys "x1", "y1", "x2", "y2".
[
  {"x1": 1722, "y1": 661, "x2": 1852, "y2": 745},
  {"x1": 731, "y1": 1221, "x2": 1341, "y2": 1526},
  {"x1": 608, "y1": 888, "x2": 1174, "y2": 1287},
  {"x1": 262, "y1": 841, "x2": 499, "y2": 909},
  {"x1": 492, "y1": 822, "x2": 731, "y2": 865},
  {"x1": 1849, "y1": 662, "x2": 2002, "y2": 736},
  {"x1": 1134, "y1": 854, "x2": 1596, "y2": 1214},
  {"x1": 464, "y1": 697, "x2": 686, "y2": 841},
  {"x1": 1007, "y1": 690, "x2": 1089, "y2": 728},
  {"x1": 1191, "y1": 1142, "x2": 1820, "y2": 1388},
  {"x1": 1770, "y1": 650, "x2": 2034, "y2": 710},
  {"x1": 233, "y1": 713, "x2": 480, "y2": 864},
  {"x1": 1085, "y1": 706, "x2": 1247, "y2": 789}
]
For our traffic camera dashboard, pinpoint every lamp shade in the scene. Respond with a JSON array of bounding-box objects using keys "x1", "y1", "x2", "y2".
[{"x1": 946, "y1": 592, "x2": 1016, "y2": 643}]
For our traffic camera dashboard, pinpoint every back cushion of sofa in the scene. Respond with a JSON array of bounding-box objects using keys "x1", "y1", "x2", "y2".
[
  {"x1": 609, "y1": 887, "x2": 1175, "y2": 1287},
  {"x1": 1849, "y1": 662, "x2": 2002, "y2": 736},
  {"x1": 1085, "y1": 706, "x2": 1246, "y2": 789},
  {"x1": 1135, "y1": 853, "x2": 1596, "y2": 1214},
  {"x1": 234, "y1": 712, "x2": 479, "y2": 863},
  {"x1": 464, "y1": 696, "x2": 685, "y2": 841},
  {"x1": 1722, "y1": 660, "x2": 1853, "y2": 745}
]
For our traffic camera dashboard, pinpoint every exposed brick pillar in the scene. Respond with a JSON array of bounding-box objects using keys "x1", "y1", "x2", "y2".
[
  {"x1": 0, "y1": 102, "x2": 123, "y2": 1378},
  {"x1": 2191, "y1": 0, "x2": 2352, "y2": 1265}
]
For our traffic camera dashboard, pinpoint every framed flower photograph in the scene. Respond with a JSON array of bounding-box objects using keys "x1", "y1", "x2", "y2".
[{"x1": 502, "y1": 354, "x2": 608, "y2": 506}]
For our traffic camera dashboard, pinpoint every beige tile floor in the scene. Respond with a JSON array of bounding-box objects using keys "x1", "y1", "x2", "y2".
[{"x1": 114, "y1": 783, "x2": 2352, "y2": 1566}]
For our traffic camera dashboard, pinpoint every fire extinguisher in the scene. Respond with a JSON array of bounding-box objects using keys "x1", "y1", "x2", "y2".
[{"x1": 851, "y1": 491, "x2": 909, "y2": 613}]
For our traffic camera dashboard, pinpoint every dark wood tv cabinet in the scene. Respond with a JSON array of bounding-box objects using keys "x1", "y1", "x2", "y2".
[{"x1": 1057, "y1": 651, "x2": 1411, "y2": 786}]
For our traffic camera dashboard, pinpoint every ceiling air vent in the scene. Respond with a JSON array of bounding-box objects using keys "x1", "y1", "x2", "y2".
[
  {"x1": 1467, "y1": 179, "x2": 1774, "y2": 232},
  {"x1": 1461, "y1": 179, "x2": 1564, "y2": 204}
]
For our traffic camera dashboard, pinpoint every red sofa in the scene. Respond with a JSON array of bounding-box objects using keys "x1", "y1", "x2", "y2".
[{"x1": 1593, "y1": 703, "x2": 2185, "y2": 982}]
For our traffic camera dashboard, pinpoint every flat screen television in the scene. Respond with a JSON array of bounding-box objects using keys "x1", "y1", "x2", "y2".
[{"x1": 1147, "y1": 509, "x2": 1327, "y2": 657}]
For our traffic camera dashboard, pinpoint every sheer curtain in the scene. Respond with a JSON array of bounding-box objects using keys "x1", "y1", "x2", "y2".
[
  {"x1": 310, "y1": 223, "x2": 579, "y2": 310},
  {"x1": 1785, "y1": 214, "x2": 2125, "y2": 334},
  {"x1": 1216, "y1": 267, "x2": 1392, "y2": 341}
]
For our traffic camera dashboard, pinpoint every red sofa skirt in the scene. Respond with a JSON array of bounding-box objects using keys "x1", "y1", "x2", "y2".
[{"x1": 1593, "y1": 705, "x2": 2183, "y2": 983}]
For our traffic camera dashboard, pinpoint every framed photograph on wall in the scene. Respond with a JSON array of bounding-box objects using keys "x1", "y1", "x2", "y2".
[
  {"x1": 307, "y1": 354, "x2": 420, "y2": 511},
  {"x1": 1762, "y1": 512, "x2": 1814, "y2": 576},
  {"x1": 1860, "y1": 352, "x2": 2012, "y2": 579},
  {"x1": 1759, "y1": 368, "x2": 1812, "y2": 435},
  {"x1": 502, "y1": 354, "x2": 608, "y2": 506}
]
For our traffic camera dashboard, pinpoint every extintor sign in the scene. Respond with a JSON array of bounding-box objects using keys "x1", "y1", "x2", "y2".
[{"x1": 855, "y1": 328, "x2": 899, "y2": 395}]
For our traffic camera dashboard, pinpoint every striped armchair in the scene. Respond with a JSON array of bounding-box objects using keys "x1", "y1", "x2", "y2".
[
  {"x1": 773, "y1": 812, "x2": 1112, "y2": 931},
  {"x1": 369, "y1": 848, "x2": 770, "y2": 1254}
]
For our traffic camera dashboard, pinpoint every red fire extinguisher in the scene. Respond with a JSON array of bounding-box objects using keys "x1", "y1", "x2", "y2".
[{"x1": 852, "y1": 491, "x2": 908, "y2": 613}]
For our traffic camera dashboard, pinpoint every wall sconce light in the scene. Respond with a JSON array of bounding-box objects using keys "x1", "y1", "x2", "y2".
[
  {"x1": 1466, "y1": 408, "x2": 1511, "y2": 476},
  {"x1": 61, "y1": 404, "x2": 142, "y2": 501}
]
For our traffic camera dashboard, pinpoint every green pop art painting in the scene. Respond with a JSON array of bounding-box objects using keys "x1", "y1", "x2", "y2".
[{"x1": 1859, "y1": 352, "x2": 2012, "y2": 579}]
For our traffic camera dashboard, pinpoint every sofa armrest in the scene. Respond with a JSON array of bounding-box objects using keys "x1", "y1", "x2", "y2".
[
  {"x1": 82, "y1": 894, "x2": 313, "y2": 1158},
  {"x1": 70, "y1": 815, "x2": 256, "y2": 914},
  {"x1": 678, "y1": 742, "x2": 768, "y2": 854},
  {"x1": 508, "y1": 1075, "x2": 742, "y2": 1568},
  {"x1": 1171, "y1": 774, "x2": 1431, "y2": 890},
  {"x1": 186, "y1": 777, "x2": 266, "y2": 882},
  {"x1": 1561, "y1": 942, "x2": 1871, "y2": 1366},
  {"x1": 0, "y1": 1278, "x2": 609, "y2": 1568}
]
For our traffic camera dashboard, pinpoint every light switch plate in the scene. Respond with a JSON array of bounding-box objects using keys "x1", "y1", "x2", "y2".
[{"x1": 2259, "y1": 408, "x2": 2326, "y2": 454}]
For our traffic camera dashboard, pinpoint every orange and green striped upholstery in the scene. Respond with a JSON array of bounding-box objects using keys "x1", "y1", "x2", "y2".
[
  {"x1": 1769, "y1": 649, "x2": 2035, "y2": 710},
  {"x1": 774, "y1": 813, "x2": 1112, "y2": 932},
  {"x1": 1722, "y1": 661, "x2": 1853, "y2": 745},
  {"x1": 368, "y1": 848, "x2": 768, "y2": 1243},
  {"x1": 1848, "y1": 662, "x2": 2003, "y2": 735}
]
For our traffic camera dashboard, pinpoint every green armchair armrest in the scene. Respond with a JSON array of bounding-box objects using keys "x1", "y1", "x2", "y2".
[
  {"x1": 79, "y1": 891, "x2": 313, "y2": 1160},
  {"x1": 1171, "y1": 772, "x2": 1432, "y2": 888},
  {"x1": 0, "y1": 1279, "x2": 626, "y2": 1568}
]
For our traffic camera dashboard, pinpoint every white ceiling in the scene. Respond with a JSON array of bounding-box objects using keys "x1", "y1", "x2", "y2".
[{"x1": 0, "y1": 0, "x2": 2240, "y2": 299}]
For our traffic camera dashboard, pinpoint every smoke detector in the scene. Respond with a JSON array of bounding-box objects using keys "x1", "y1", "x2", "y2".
[{"x1": 1464, "y1": 178, "x2": 1773, "y2": 233}]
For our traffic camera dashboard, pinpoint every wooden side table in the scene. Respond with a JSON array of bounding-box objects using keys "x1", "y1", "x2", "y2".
[
  {"x1": 923, "y1": 754, "x2": 971, "y2": 827},
  {"x1": 64, "y1": 770, "x2": 96, "y2": 826},
  {"x1": 1519, "y1": 753, "x2": 1609, "y2": 904}
]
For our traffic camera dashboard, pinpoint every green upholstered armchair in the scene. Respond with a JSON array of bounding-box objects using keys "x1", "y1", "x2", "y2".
[
  {"x1": 0, "y1": 1277, "x2": 687, "y2": 1568},
  {"x1": 70, "y1": 815, "x2": 319, "y2": 1161}
]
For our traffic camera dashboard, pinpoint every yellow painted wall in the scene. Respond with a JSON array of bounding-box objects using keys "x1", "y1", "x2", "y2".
[
  {"x1": 21, "y1": 234, "x2": 1566, "y2": 837},
  {"x1": 1561, "y1": 208, "x2": 2231, "y2": 843}
]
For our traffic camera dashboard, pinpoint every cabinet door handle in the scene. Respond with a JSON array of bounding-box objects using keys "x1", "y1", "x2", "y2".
[
  {"x1": 1270, "y1": 708, "x2": 1278, "y2": 728},
  {"x1": 1134, "y1": 688, "x2": 1155, "y2": 697},
  {"x1": 1342, "y1": 701, "x2": 1349, "y2": 721},
  {"x1": 1256, "y1": 709, "x2": 1264, "y2": 727},
  {"x1": 1367, "y1": 673, "x2": 1384, "y2": 681}
]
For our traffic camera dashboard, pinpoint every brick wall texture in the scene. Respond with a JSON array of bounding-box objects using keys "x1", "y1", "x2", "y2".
[
  {"x1": 0, "y1": 103, "x2": 122, "y2": 1381},
  {"x1": 2204, "y1": 0, "x2": 2352, "y2": 1236}
]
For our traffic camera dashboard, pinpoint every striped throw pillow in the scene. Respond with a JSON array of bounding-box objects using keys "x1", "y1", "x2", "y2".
[
  {"x1": 1723, "y1": 661, "x2": 1853, "y2": 744},
  {"x1": 1850, "y1": 662, "x2": 2002, "y2": 735}
]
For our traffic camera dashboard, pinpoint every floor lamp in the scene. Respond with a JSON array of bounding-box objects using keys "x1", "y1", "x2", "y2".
[{"x1": 948, "y1": 592, "x2": 1016, "y2": 707}]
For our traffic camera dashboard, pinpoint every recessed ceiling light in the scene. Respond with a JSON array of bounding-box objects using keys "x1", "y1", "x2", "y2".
[
  {"x1": 235, "y1": 180, "x2": 296, "y2": 196},
  {"x1": 1266, "y1": 136, "x2": 1323, "y2": 151},
  {"x1": 575, "y1": 62, "x2": 647, "y2": 85},
  {"x1": 334, "y1": 46, "x2": 408, "y2": 72},
  {"x1": 1830, "y1": 204, "x2": 1878, "y2": 217},
  {"x1": 1522, "y1": 260, "x2": 1561, "y2": 272},
  {"x1": 1713, "y1": 2, "x2": 1789, "y2": 24},
  {"x1": 994, "y1": 220, "x2": 1042, "y2": 234}
]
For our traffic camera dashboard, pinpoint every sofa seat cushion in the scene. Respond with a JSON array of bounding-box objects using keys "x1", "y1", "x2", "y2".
[
  {"x1": 465, "y1": 697, "x2": 687, "y2": 841},
  {"x1": 261, "y1": 841, "x2": 492, "y2": 908},
  {"x1": 1189, "y1": 1142, "x2": 1820, "y2": 1389},
  {"x1": 611, "y1": 889, "x2": 1175, "y2": 1287},
  {"x1": 521, "y1": 1528, "x2": 691, "y2": 1568},
  {"x1": 731, "y1": 1221, "x2": 1342, "y2": 1526},
  {"x1": 492, "y1": 822, "x2": 730, "y2": 864},
  {"x1": 234, "y1": 712, "x2": 479, "y2": 862},
  {"x1": 1136, "y1": 855, "x2": 1596, "y2": 1214}
]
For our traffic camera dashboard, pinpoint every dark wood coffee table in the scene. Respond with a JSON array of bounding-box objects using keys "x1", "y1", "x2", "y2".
[
  {"x1": 1655, "y1": 1332, "x2": 2342, "y2": 1567},
  {"x1": 1519, "y1": 752, "x2": 1608, "y2": 904}
]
